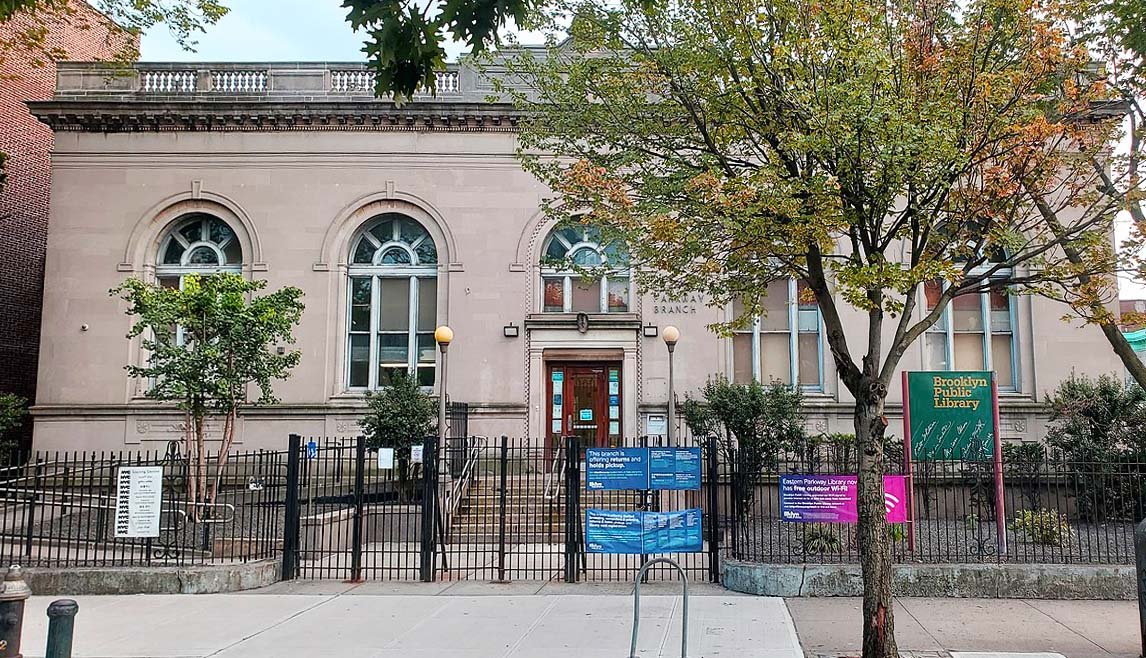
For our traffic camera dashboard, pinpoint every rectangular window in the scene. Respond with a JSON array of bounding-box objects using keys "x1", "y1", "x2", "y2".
[
  {"x1": 346, "y1": 274, "x2": 437, "y2": 390},
  {"x1": 922, "y1": 281, "x2": 1018, "y2": 391},
  {"x1": 730, "y1": 279, "x2": 821, "y2": 390}
]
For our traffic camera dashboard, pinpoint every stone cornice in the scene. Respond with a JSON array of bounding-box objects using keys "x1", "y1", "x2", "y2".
[{"x1": 28, "y1": 100, "x2": 524, "y2": 133}]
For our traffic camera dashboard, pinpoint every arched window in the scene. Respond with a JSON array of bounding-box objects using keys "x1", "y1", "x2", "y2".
[
  {"x1": 346, "y1": 213, "x2": 439, "y2": 389},
  {"x1": 922, "y1": 257, "x2": 1018, "y2": 390},
  {"x1": 155, "y1": 213, "x2": 243, "y2": 289},
  {"x1": 731, "y1": 279, "x2": 823, "y2": 390},
  {"x1": 540, "y1": 225, "x2": 630, "y2": 313}
]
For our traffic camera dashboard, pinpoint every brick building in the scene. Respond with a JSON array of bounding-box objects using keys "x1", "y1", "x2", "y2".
[{"x1": 0, "y1": 2, "x2": 134, "y2": 445}]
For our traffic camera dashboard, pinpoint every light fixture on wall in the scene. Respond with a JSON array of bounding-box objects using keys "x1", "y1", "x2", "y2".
[
  {"x1": 642, "y1": 324, "x2": 658, "y2": 338},
  {"x1": 503, "y1": 323, "x2": 520, "y2": 338}
]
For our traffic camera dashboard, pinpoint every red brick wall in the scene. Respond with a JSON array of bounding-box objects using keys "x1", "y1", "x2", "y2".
[{"x1": 0, "y1": 3, "x2": 136, "y2": 441}]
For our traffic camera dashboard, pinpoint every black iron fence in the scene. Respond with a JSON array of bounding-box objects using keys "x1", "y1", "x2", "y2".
[
  {"x1": 1, "y1": 436, "x2": 1140, "y2": 579},
  {"x1": 729, "y1": 447, "x2": 1146, "y2": 566}
]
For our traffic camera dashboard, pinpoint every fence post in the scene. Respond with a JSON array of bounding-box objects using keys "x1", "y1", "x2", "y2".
[
  {"x1": 280, "y1": 434, "x2": 302, "y2": 582},
  {"x1": 25, "y1": 459, "x2": 42, "y2": 557},
  {"x1": 350, "y1": 437, "x2": 366, "y2": 583},
  {"x1": 564, "y1": 436, "x2": 580, "y2": 584},
  {"x1": 1136, "y1": 517, "x2": 1146, "y2": 658},
  {"x1": 45, "y1": 599, "x2": 78, "y2": 658},
  {"x1": 706, "y1": 437, "x2": 720, "y2": 583},
  {"x1": 419, "y1": 435, "x2": 438, "y2": 583},
  {"x1": 497, "y1": 436, "x2": 509, "y2": 582}
]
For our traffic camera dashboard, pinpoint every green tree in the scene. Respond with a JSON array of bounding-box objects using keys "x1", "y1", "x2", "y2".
[
  {"x1": 0, "y1": 394, "x2": 26, "y2": 445},
  {"x1": 360, "y1": 371, "x2": 436, "y2": 502},
  {"x1": 112, "y1": 273, "x2": 304, "y2": 515},
  {"x1": 481, "y1": 1, "x2": 1120, "y2": 654}
]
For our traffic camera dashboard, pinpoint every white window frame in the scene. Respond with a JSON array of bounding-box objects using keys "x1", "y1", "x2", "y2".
[
  {"x1": 922, "y1": 279, "x2": 1020, "y2": 392},
  {"x1": 539, "y1": 229, "x2": 632, "y2": 313},
  {"x1": 735, "y1": 279, "x2": 824, "y2": 391},
  {"x1": 345, "y1": 216, "x2": 438, "y2": 391}
]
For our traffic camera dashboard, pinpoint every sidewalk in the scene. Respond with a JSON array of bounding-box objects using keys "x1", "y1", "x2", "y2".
[
  {"x1": 17, "y1": 581, "x2": 802, "y2": 658},
  {"x1": 788, "y1": 597, "x2": 1139, "y2": 658}
]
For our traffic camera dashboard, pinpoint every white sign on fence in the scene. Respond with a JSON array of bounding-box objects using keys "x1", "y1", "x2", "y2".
[
  {"x1": 377, "y1": 448, "x2": 395, "y2": 469},
  {"x1": 410, "y1": 445, "x2": 424, "y2": 464},
  {"x1": 114, "y1": 466, "x2": 163, "y2": 538}
]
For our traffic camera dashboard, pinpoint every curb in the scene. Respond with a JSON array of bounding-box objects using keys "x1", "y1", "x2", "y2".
[
  {"x1": 19, "y1": 559, "x2": 280, "y2": 595},
  {"x1": 722, "y1": 559, "x2": 1136, "y2": 599}
]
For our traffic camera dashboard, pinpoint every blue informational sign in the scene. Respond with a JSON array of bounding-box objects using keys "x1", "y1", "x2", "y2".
[
  {"x1": 648, "y1": 447, "x2": 702, "y2": 490},
  {"x1": 306, "y1": 440, "x2": 318, "y2": 460},
  {"x1": 585, "y1": 509, "x2": 644, "y2": 553},
  {"x1": 585, "y1": 508, "x2": 703, "y2": 554},
  {"x1": 641, "y1": 509, "x2": 703, "y2": 553},
  {"x1": 586, "y1": 448, "x2": 648, "y2": 490}
]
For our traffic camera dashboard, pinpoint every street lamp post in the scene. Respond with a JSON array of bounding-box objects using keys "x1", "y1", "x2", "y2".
[
  {"x1": 663, "y1": 326, "x2": 680, "y2": 446},
  {"x1": 434, "y1": 325, "x2": 453, "y2": 447}
]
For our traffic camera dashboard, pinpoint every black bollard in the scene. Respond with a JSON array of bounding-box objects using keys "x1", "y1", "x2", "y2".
[
  {"x1": 45, "y1": 600, "x2": 78, "y2": 658},
  {"x1": 1136, "y1": 518, "x2": 1146, "y2": 658},
  {"x1": 0, "y1": 566, "x2": 31, "y2": 658}
]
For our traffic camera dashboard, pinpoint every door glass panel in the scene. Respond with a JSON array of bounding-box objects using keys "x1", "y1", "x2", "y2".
[{"x1": 570, "y1": 372, "x2": 599, "y2": 443}]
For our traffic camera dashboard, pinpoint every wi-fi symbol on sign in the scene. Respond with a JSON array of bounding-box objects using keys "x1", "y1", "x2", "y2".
[{"x1": 884, "y1": 492, "x2": 900, "y2": 513}]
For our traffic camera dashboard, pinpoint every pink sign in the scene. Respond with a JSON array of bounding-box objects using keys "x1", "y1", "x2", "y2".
[{"x1": 779, "y1": 475, "x2": 908, "y2": 524}]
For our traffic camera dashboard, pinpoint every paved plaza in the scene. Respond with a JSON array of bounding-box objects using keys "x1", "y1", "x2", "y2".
[{"x1": 14, "y1": 582, "x2": 1139, "y2": 658}]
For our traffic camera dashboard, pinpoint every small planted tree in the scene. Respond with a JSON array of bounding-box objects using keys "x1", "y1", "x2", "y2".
[
  {"x1": 681, "y1": 378, "x2": 804, "y2": 523},
  {"x1": 112, "y1": 273, "x2": 304, "y2": 517},
  {"x1": 360, "y1": 371, "x2": 436, "y2": 502}
]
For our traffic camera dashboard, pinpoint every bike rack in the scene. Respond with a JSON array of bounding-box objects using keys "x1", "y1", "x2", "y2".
[{"x1": 629, "y1": 557, "x2": 689, "y2": 658}]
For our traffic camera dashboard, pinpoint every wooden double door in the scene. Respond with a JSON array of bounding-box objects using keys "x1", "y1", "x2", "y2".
[{"x1": 546, "y1": 362, "x2": 622, "y2": 448}]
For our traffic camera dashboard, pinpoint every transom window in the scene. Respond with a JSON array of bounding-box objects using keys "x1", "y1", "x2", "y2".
[
  {"x1": 156, "y1": 214, "x2": 243, "y2": 289},
  {"x1": 346, "y1": 214, "x2": 439, "y2": 389},
  {"x1": 732, "y1": 279, "x2": 823, "y2": 390},
  {"x1": 540, "y1": 225, "x2": 630, "y2": 313},
  {"x1": 923, "y1": 279, "x2": 1018, "y2": 390}
]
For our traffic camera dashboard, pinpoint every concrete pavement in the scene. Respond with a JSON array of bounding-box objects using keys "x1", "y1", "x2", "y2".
[
  {"x1": 787, "y1": 597, "x2": 1140, "y2": 658},
  {"x1": 17, "y1": 581, "x2": 802, "y2": 658}
]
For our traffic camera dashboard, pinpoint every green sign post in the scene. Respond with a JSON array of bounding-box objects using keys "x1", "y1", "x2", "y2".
[{"x1": 901, "y1": 370, "x2": 1005, "y2": 556}]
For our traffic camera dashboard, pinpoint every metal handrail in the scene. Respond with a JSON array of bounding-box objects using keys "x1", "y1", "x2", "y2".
[
  {"x1": 542, "y1": 444, "x2": 566, "y2": 501},
  {"x1": 444, "y1": 436, "x2": 486, "y2": 524},
  {"x1": 0, "y1": 486, "x2": 238, "y2": 523}
]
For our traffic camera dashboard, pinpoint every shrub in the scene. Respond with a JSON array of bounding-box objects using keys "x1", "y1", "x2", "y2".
[
  {"x1": 1044, "y1": 374, "x2": 1146, "y2": 521},
  {"x1": 1009, "y1": 509, "x2": 1072, "y2": 546},
  {"x1": 360, "y1": 371, "x2": 436, "y2": 501},
  {"x1": 887, "y1": 524, "x2": 907, "y2": 543},
  {"x1": 801, "y1": 523, "x2": 842, "y2": 554},
  {"x1": 0, "y1": 394, "x2": 25, "y2": 442}
]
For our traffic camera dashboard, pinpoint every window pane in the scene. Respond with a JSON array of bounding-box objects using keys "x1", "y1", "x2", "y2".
[
  {"x1": 377, "y1": 333, "x2": 409, "y2": 363},
  {"x1": 925, "y1": 333, "x2": 949, "y2": 370},
  {"x1": 798, "y1": 332, "x2": 820, "y2": 387},
  {"x1": 349, "y1": 335, "x2": 370, "y2": 387},
  {"x1": 370, "y1": 219, "x2": 395, "y2": 244},
  {"x1": 732, "y1": 333, "x2": 753, "y2": 384},
  {"x1": 571, "y1": 248, "x2": 602, "y2": 266},
  {"x1": 952, "y1": 294, "x2": 983, "y2": 331},
  {"x1": 187, "y1": 246, "x2": 219, "y2": 265},
  {"x1": 162, "y1": 240, "x2": 184, "y2": 265},
  {"x1": 607, "y1": 277, "x2": 629, "y2": 312},
  {"x1": 350, "y1": 277, "x2": 372, "y2": 332},
  {"x1": 377, "y1": 367, "x2": 407, "y2": 388},
  {"x1": 179, "y1": 220, "x2": 202, "y2": 244},
  {"x1": 208, "y1": 218, "x2": 234, "y2": 246},
  {"x1": 380, "y1": 247, "x2": 412, "y2": 265},
  {"x1": 352, "y1": 239, "x2": 375, "y2": 264},
  {"x1": 543, "y1": 277, "x2": 565, "y2": 312},
  {"x1": 992, "y1": 334, "x2": 1014, "y2": 388},
  {"x1": 378, "y1": 278, "x2": 410, "y2": 331},
  {"x1": 222, "y1": 239, "x2": 242, "y2": 265},
  {"x1": 399, "y1": 218, "x2": 427, "y2": 245},
  {"x1": 989, "y1": 290, "x2": 1012, "y2": 332},
  {"x1": 417, "y1": 278, "x2": 437, "y2": 331},
  {"x1": 924, "y1": 280, "x2": 944, "y2": 310},
  {"x1": 417, "y1": 366, "x2": 436, "y2": 387},
  {"x1": 416, "y1": 333, "x2": 435, "y2": 364},
  {"x1": 158, "y1": 276, "x2": 180, "y2": 290},
  {"x1": 761, "y1": 333, "x2": 791, "y2": 384},
  {"x1": 761, "y1": 280, "x2": 789, "y2": 331},
  {"x1": 797, "y1": 308, "x2": 819, "y2": 332},
  {"x1": 415, "y1": 240, "x2": 437, "y2": 265},
  {"x1": 953, "y1": 333, "x2": 985, "y2": 370},
  {"x1": 571, "y1": 277, "x2": 601, "y2": 312}
]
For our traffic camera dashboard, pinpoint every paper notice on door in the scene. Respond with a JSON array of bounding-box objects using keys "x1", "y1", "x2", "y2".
[
  {"x1": 609, "y1": 421, "x2": 620, "y2": 435},
  {"x1": 552, "y1": 419, "x2": 562, "y2": 433},
  {"x1": 609, "y1": 405, "x2": 619, "y2": 419},
  {"x1": 579, "y1": 409, "x2": 593, "y2": 421},
  {"x1": 552, "y1": 405, "x2": 562, "y2": 419},
  {"x1": 609, "y1": 381, "x2": 619, "y2": 395},
  {"x1": 377, "y1": 448, "x2": 395, "y2": 469}
]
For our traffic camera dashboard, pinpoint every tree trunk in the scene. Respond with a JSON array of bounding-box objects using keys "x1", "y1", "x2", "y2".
[{"x1": 854, "y1": 380, "x2": 897, "y2": 658}]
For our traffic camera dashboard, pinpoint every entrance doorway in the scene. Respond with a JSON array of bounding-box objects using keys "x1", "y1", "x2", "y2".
[{"x1": 546, "y1": 362, "x2": 622, "y2": 448}]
